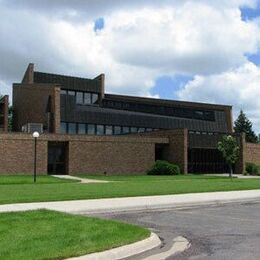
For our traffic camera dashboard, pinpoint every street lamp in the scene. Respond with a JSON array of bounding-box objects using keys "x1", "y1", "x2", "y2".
[{"x1": 32, "y1": 131, "x2": 40, "y2": 183}]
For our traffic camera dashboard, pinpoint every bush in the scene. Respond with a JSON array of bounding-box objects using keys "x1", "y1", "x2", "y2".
[
  {"x1": 246, "y1": 162, "x2": 260, "y2": 175},
  {"x1": 147, "y1": 160, "x2": 181, "y2": 175}
]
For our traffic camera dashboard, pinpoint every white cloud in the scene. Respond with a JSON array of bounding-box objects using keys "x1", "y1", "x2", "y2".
[
  {"x1": 177, "y1": 62, "x2": 260, "y2": 132},
  {"x1": 0, "y1": 0, "x2": 259, "y2": 132}
]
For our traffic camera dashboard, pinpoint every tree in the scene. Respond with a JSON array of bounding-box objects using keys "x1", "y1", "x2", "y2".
[
  {"x1": 217, "y1": 135, "x2": 240, "y2": 178},
  {"x1": 234, "y1": 110, "x2": 258, "y2": 143}
]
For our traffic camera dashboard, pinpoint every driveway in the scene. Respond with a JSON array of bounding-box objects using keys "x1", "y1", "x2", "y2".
[{"x1": 92, "y1": 201, "x2": 260, "y2": 259}]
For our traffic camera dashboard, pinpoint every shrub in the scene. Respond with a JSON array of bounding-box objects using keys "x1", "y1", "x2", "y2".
[
  {"x1": 246, "y1": 162, "x2": 260, "y2": 175},
  {"x1": 147, "y1": 160, "x2": 181, "y2": 175}
]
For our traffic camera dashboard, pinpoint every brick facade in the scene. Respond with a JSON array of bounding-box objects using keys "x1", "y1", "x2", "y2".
[
  {"x1": 133, "y1": 129, "x2": 188, "y2": 174},
  {"x1": 244, "y1": 142, "x2": 260, "y2": 165},
  {"x1": 13, "y1": 84, "x2": 60, "y2": 133},
  {"x1": 0, "y1": 133, "x2": 168, "y2": 175}
]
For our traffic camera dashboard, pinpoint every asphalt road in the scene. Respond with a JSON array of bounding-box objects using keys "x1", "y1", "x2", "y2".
[{"x1": 92, "y1": 201, "x2": 260, "y2": 259}]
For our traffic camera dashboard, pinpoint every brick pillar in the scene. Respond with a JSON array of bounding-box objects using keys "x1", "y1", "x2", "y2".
[
  {"x1": 235, "y1": 133, "x2": 245, "y2": 174},
  {"x1": 166, "y1": 129, "x2": 188, "y2": 174}
]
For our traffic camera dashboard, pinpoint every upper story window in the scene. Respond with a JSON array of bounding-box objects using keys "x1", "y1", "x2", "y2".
[
  {"x1": 68, "y1": 91, "x2": 75, "y2": 96},
  {"x1": 76, "y1": 91, "x2": 99, "y2": 105},
  {"x1": 61, "y1": 89, "x2": 99, "y2": 106},
  {"x1": 103, "y1": 100, "x2": 215, "y2": 121},
  {"x1": 84, "y1": 93, "x2": 91, "y2": 104},
  {"x1": 76, "y1": 92, "x2": 84, "y2": 104}
]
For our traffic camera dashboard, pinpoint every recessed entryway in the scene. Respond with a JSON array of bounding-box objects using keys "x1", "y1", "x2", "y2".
[{"x1": 48, "y1": 141, "x2": 68, "y2": 175}]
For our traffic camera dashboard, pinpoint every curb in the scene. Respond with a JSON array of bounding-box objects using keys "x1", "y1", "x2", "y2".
[
  {"x1": 143, "y1": 236, "x2": 190, "y2": 260},
  {"x1": 67, "y1": 232, "x2": 161, "y2": 260}
]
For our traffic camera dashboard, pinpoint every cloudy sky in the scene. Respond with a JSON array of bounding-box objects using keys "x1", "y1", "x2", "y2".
[{"x1": 0, "y1": 0, "x2": 260, "y2": 132}]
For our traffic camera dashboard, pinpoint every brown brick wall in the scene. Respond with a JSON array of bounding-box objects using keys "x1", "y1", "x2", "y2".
[
  {"x1": 69, "y1": 141, "x2": 155, "y2": 175},
  {"x1": 13, "y1": 84, "x2": 60, "y2": 133},
  {"x1": 0, "y1": 133, "x2": 168, "y2": 175},
  {"x1": 0, "y1": 134, "x2": 47, "y2": 174},
  {"x1": 134, "y1": 129, "x2": 188, "y2": 174},
  {"x1": 244, "y1": 142, "x2": 260, "y2": 165}
]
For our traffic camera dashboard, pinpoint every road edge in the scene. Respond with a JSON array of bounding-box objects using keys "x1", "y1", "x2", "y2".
[{"x1": 67, "y1": 232, "x2": 161, "y2": 260}]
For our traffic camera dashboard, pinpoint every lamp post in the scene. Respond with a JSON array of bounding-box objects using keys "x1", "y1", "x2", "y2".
[{"x1": 32, "y1": 131, "x2": 40, "y2": 183}]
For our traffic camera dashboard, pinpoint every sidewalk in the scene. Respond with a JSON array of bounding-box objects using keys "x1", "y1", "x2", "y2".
[{"x1": 0, "y1": 190, "x2": 260, "y2": 214}]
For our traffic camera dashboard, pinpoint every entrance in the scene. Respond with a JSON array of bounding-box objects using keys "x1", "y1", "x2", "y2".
[
  {"x1": 188, "y1": 148, "x2": 230, "y2": 173},
  {"x1": 48, "y1": 142, "x2": 68, "y2": 175}
]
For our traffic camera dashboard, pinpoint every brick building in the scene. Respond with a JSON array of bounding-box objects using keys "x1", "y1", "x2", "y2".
[{"x1": 0, "y1": 63, "x2": 259, "y2": 175}]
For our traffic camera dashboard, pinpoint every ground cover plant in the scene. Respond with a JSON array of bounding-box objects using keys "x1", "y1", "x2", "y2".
[
  {"x1": 0, "y1": 209, "x2": 149, "y2": 259},
  {"x1": 0, "y1": 175, "x2": 260, "y2": 205}
]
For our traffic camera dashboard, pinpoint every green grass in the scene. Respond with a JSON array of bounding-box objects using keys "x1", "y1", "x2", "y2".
[
  {"x1": 0, "y1": 209, "x2": 150, "y2": 260},
  {"x1": 0, "y1": 175, "x2": 260, "y2": 205},
  {"x1": 0, "y1": 175, "x2": 78, "y2": 185}
]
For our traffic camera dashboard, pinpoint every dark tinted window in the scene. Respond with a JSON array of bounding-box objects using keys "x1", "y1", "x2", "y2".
[
  {"x1": 87, "y1": 124, "x2": 95, "y2": 135},
  {"x1": 114, "y1": 126, "x2": 121, "y2": 135},
  {"x1": 84, "y1": 93, "x2": 91, "y2": 104},
  {"x1": 96, "y1": 125, "x2": 104, "y2": 135},
  {"x1": 76, "y1": 92, "x2": 83, "y2": 104},
  {"x1": 105, "y1": 125, "x2": 113, "y2": 135},
  {"x1": 78, "y1": 123, "x2": 86, "y2": 134},
  {"x1": 68, "y1": 123, "x2": 76, "y2": 134},
  {"x1": 60, "y1": 122, "x2": 67, "y2": 133}
]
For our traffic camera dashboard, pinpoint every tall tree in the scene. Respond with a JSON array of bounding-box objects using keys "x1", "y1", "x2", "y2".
[{"x1": 234, "y1": 110, "x2": 258, "y2": 143}]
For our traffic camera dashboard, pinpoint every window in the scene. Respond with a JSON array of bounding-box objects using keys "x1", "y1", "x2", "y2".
[
  {"x1": 84, "y1": 93, "x2": 91, "y2": 104},
  {"x1": 130, "y1": 127, "x2": 138, "y2": 133},
  {"x1": 96, "y1": 125, "x2": 104, "y2": 135},
  {"x1": 87, "y1": 124, "x2": 95, "y2": 135},
  {"x1": 78, "y1": 123, "x2": 86, "y2": 134},
  {"x1": 76, "y1": 92, "x2": 83, "y2": 104},
  {"x1": 114, "y1": 126, "x2": 121, "y2": 135},
  {"x1": 60, "y1": 122, "x2": 67, "y2": 134},
  {"x1": 122, "y1": 126, "x2": 130, "y2": 134},
  {"x1": 105, "y1": 125, "x2": 113, "y2": 135},
  {"x1": 68, "y1": 123, "x2": 76, "y2": 134},
  {"x1": 61, "y1": 90, "x2": 67, "y2": 95},
  {"x1": 92, "y1": 93, "x2": 99, "y2": 104},
  {"x1": 68, "y1": 90, "x2": 75, "y2": 96},
  {"x1": 138, "y1": 128, "x2": 145, "y2": 133}
]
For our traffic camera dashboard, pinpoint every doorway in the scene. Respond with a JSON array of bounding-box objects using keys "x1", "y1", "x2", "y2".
[{"x1": 48, "y1": 142, "x2": 68, "y2": 175}]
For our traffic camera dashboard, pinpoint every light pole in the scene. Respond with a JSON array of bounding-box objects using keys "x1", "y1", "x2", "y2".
[{"x1": 32, "y1": 131, "x2": 40, "y2": 183}]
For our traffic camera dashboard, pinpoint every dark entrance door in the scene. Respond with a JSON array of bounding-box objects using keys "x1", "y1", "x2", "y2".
[
  {"x1": 48, "y1": 142, "x2": 68, "y2": 175},
  {"x1": 188, "y1": 148, "x2": 230, "y2": 173}
]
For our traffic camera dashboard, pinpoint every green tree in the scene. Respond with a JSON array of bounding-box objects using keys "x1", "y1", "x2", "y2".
[
  {"x1": 8, "y1": 105, "x2": 13, "y2": 131},
  {"x1": 234, "y1": 110, "x2": 258, "y2": 143},
  {"x1": 217, "y1": 135, "x2": 240, "y2": 178}
]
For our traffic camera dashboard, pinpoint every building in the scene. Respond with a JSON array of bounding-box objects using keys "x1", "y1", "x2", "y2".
[{"x1": 0, "y1": 64, "x2": 259, "y2": 175}]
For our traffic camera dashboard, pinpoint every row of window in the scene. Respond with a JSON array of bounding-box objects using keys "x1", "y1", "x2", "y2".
[
  {"x1": 189, "y1": 130, "x2": 221, "y2": 135},
  {"x1": 60, "y1": 122, "x2": 157, "y2": 135},
  {"x1": 61, "y1": 89, "x2": 99, "y2": 105},
  {"x1": 103, "y1": 100, "x2": 215, "y2": 121}
]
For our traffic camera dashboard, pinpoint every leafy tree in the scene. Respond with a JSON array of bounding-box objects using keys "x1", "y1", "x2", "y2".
[
  {"x1": 234, "y1": 110, "x2": 258, "y2": 143},
  {"x1": 217, "y1": 135, "x2": 240, "y2": 178},
  {"x1": 8, "y1": 105, "x2": 13, "y2": 131}
]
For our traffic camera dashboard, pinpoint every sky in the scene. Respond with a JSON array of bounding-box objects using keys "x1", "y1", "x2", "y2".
[{"x1": 0, "y1": 0, "x2": 259, "y2": 133}]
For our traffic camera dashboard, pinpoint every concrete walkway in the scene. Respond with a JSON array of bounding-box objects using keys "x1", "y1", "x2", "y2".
[
  {"x1": 0, "y1": 190, "x2": 260, "y2": 214},
  {"x1": 52, "y1": 175, "x2": 109, "y2": 183},
  {"x1": 204, "y1": 174, "x2": 260, "y2": 179}
]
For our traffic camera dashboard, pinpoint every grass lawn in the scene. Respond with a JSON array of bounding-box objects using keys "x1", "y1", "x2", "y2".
[
  {"x1": 0, "y1": 175, "x2": 260, "y2": 205},
  {"x1": 0, "y1": 209, "x2": 150, "y2": 260},
  {"x1": 0, "y1": 175, "x2": 78, "y2": 185}
]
